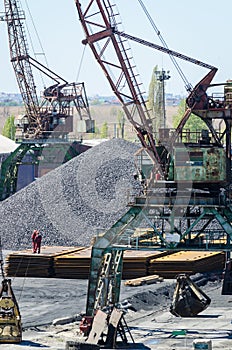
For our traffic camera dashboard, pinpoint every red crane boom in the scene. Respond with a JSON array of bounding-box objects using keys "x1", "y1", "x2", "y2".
[
  {"x1": 75, "y1": 0, "x2": 162, "y2": 165},
  {"x1": 75, "y1": 0, "x2": 217, "y2": 169}
]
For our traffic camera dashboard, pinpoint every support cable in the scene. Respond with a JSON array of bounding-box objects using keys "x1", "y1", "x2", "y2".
[
  {"x1": 0, "y1": 237, "x2": 5, "y2": 279},
  {"x1": 23, "y1": 0, "x2": 49, "y2": 88},
  {"x1": 76, "y1": 44, "x2": 86, "y2": 82},
  {"x1": 137, "y1": 0, "x2": 192, "y2": 92}
]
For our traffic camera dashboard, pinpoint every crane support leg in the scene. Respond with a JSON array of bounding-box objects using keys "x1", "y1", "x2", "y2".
[{"x1": 86, "y1": 206, "x2": 142, "y2": 316}]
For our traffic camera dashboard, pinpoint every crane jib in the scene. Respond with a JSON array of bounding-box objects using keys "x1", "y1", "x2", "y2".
[
  {"x1": 114, "y1": 30, "x2": 217, "y2": 71},
  {"x1": 80, "y1": 26, "x2": 217, "y2": 71}
]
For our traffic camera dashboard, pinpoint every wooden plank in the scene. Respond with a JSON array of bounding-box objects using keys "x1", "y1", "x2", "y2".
[{"x1": 124, "y1": 274, "x2": 163, "y2": 287}]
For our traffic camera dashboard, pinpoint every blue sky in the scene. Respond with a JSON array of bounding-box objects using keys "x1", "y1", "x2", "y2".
[{"x1": 0, "y1": 0, "x2": 231, "y2": 97}]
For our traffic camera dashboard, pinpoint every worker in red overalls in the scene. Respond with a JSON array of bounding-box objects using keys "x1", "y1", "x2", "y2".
[
  {"x1": 31, "y1": 230, "x2": 37, "y2": 253},
  {"x1": 34, "y1": 230, "x2": 42, "y2": 254}
]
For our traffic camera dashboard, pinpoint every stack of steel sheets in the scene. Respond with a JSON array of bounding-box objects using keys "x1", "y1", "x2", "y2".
[
  {"x1": 5, "y1": 248, "x2": 225, "y2": 280},
  {"x1": 55, "y1": 249, "x2": 173, "y2": 279},
  {"x1": 4, "y1": 246, "x2": 83, "y2": 278},
  {"x1": 148, "y1": 251, "x2": 225, "y2": 278},
  {"x1": 122, "y1": 250, "x2": 170, "y2": 279},
  {"x1": 53, "y1": 247, "x2": 92, "y2": 279}
]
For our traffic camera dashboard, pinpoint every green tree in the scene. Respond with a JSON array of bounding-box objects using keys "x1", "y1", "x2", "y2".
[
  {"x1": 173, "y1": 99, "x2": 206, "y2": 131},
  {"x1": 147, "y1": 65, "x2": 163, "y2": 134},
  {"x1": 148, "y1": 65, "x2": 158, "y2": 111},
  {"x1": 100, "y1": 121, "x2": 108, "y2": 138},
  {"x1": 110, "y1": 107, "x2": 118, "y2": 119},
  {"x1": 117, "y1": 110, "x2": 125, "y2": 138},
  {"x1": 2, "y1": 115, "x2": 16, "y2": 140}
]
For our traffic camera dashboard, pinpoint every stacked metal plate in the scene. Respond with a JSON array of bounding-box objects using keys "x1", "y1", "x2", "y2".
[
  {"x1": 54, "y1": 249, "x2": 172, "y2": 279},
  {"x1": 148, "y1": 251, "x2": 225, "y2": 278},
  {"x1": 5, "y1": 248, "x2": 225, "y2": 280},
  {"x1": 122, "y1": 250, "x2": 170, "y2": 279},
  {"x1": 53, "y1": 247, "x2": 92, "y2": 279},
  {"x1": 4, "y1": 246, "x2": 82, "y2": 278}
]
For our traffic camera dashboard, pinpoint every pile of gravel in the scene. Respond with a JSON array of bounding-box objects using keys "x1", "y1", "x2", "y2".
[
  {"x1": 0, "y1": 138, "x2": 141, "y2": 250},
  {"x1": 125, "y1": 286, "x2": 174, "y2": 312}
]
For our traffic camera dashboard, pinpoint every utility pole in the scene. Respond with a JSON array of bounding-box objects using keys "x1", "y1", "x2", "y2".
[{"x1": 155, "y1": 69, "x2": 170, "y2": 128}]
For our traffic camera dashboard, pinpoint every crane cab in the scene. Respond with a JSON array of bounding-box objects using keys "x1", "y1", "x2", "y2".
[
  {"x1": 171, "y1": 144, "x2": 226, "y2": 186},
  {"x1": 135, "y1": 128, "x2": 227, "y2": 194}
]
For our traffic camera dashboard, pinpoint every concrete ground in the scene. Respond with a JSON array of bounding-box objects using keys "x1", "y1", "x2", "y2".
[{"x1": 0, "y1": 274, "x2": 232, "y2": 350}]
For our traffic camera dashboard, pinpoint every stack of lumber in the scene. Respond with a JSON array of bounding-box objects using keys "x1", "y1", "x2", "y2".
[
  {"x1": 148, "y1": 251, "x2": 225, "y2": 278},
  {"x1": 122, "y1": 250, "x2": 170, "y2": 279},
  {"x1": 4, "y1": 246, "x2": 82, "y2": 278},
  {"x1": 54, "y1": 247, "x2": 92, "y2": 278}
]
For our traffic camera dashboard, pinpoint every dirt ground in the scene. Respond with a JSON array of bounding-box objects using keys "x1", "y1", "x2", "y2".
[
  {"x1": 1, "y1": 265, "x2": 232, "y2": 350},
  {"x1": 0, "y1": 105, "x2": 178, "y2": 138}
]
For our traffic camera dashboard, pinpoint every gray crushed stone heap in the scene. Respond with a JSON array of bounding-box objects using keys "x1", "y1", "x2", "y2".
[{"x1": 0, "y1": 138, "x2": 142, "y2": 250}]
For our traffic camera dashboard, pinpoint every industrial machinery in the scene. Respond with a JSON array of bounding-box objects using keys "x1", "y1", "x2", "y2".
[
  {"x1": 0, "y1": 279, "x2": 22, "y2": 343},
  {"x1": 75, "y1": 0, "x2": 228, "y2": 193},
  {"x1": 75, "y1": 0, "x2": 232, "y2": 317},
  {"x1": 66, "y1": 307, "x2": 134, "y2": 349},
  {"x1": 74, "y1": 0, "x2": 232, "y2": 345},
  {"x1": 4, "y1": 0, "x2": 93, "y2": 141},
  {"x1": 0, "y1": 239, "x2": 22, "y2": 343},
  {"x1": 0, "y1": 0, "x2": 94, "y2": 200},
  {"x1": 170, "y1": 274, "x2": 211, "y2": 317}
]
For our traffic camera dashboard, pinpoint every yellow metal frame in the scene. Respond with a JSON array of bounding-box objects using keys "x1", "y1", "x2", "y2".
[{"x1": 0, "y1": 280, "x2": 22, "y2": 343}]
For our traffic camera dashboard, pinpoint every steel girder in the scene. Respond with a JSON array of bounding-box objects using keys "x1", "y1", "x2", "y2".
[{"x1": 87, "y1": 199, "x2": 232, "y2": 316}]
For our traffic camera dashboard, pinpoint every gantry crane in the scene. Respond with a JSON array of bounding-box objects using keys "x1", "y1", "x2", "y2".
[
  {"x1": 0, "y1": 0, "x2": 94, "y2": 200},
  {"x1": 74, "y1": 1, "x2": 232, "y2": 329}
]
